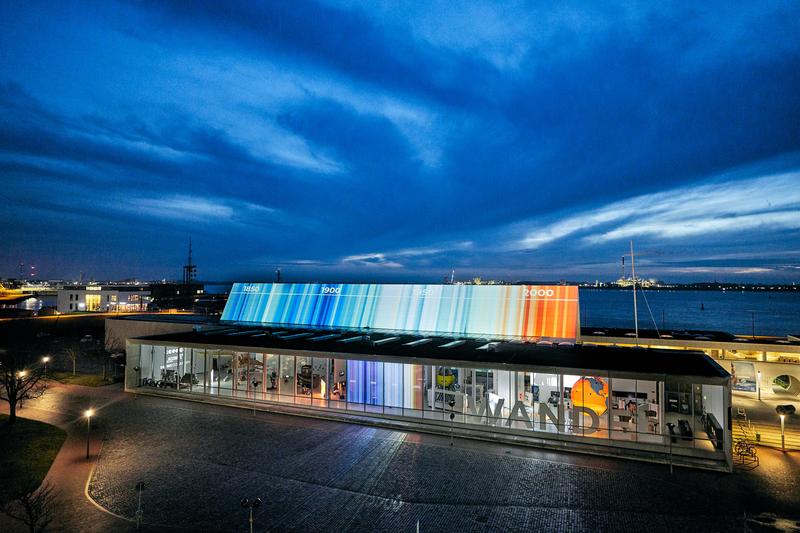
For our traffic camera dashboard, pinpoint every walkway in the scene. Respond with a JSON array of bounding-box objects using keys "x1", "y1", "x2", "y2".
[
  {"x1": 733, "y1": 394, "x2": 800, "y2": 450},
  {"x1": 0, "y1": 381, "x2": 134, "y2": 532}
]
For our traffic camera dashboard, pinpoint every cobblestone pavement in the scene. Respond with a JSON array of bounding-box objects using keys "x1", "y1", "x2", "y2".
[{"x1": 81, "y1": 392, "x2": 800, "y2": 533}]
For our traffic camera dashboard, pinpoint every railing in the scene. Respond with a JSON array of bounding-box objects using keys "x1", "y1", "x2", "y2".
[{"x1": 733, "y1": 411, "x2": 799, "y2": 451}]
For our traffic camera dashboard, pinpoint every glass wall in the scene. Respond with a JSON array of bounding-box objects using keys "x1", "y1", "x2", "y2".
[{"x1": 134, "y1": 344, "x2": 728, "y2": 461}]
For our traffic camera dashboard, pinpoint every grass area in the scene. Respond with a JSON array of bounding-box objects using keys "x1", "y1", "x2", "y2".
[
  {"x1": 0, "y1": 414, "x2": 66, "y2": 504},
  {"x1": 49, "y1": 371, "x2": 117, "y2": 387}
]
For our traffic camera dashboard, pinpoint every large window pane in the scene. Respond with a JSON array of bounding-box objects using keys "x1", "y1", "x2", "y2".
[
  {"x1": 637, "y1": 380, "x2": 661, "y2": 444},
  {"x1": 664, "y1": 379, "x2": 694, "y2": 449},
  {"x1": 573, "y1": 376, "x2": 608, "y2": 438},
  {"x1": 347, "y1": 359, "x2": 366, "y2": 411},
  {"x1": 366, "y1": 361, "x2": 383, "y2": 414},
  {"x1": 296, "y1": 356, "x2": 313, "y2": 405},
  {"x1": 384, "y1": 362, "x2": 403, "y2": 415},
  {"x1": 217, "y1": 351, "x2": 234, "y2": 397},
  {"x1": 700, "y1": 384, "x2": 725, "y2": 451},
  {"x1": 533, "y1": 372, "x2": 560, "y2": 434},
  {"x1": 403, "y1": 364, "x2": 423, "y2": 417},
  {"x1": 610, "y1": 378, "x2": 638, "y2": 442},
  {"x1": 279, "y1": 355, "x2": 295, "y2": 402},
  {"x1": 423, "y1": 365, "x2": 441, "y2": 420},
  {"x1": 264, "y1": 354, "x2": 279, "y2": 401},
  {"x1": 187, "y1": 348, "x2": 204, "y2": 393},
  {"x1": 330, "y1": 359, "x2": 347, "y2": 409},
  {"x1": 139, "y1": 344, "x2": 154, "y2": 386},
  {"x1": 311, "y1": 357, "x2": 328, "y2": 407}
]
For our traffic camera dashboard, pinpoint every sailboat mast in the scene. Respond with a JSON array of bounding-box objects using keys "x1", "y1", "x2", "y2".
[{"x1": 630, "y1": 240, "x2": 639, "y2": 345}]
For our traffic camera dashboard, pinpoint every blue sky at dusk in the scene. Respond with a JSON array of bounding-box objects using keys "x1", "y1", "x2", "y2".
[{"x1": 1, "y1": 1, "x2": 799, "y2": 283}]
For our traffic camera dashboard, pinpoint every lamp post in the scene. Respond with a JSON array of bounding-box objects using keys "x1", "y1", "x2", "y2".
[
  {"x1": 135, "y1": 481, "x2": 145, "y2": 530},
  {"x1": 241, "y1": 497, "x2": 261, "y2": 533},
  {"x1": 16, "y1": 370, "x2": 27, "y2": 409},
  {"x1": 448, "y1": 398, "x2": 456, "y2": 446},
  {"x1": 757, "y1": 370, "x2": 761, "y2": 401},
  {"x1": 666, "y1": 422, "x2": 675, "y2": 475},
  {"x1": 85, "y1": 409, "x2": 94, "y2": 459},
  {"x1": 780, "y1": 414, "x2": 785, "y2": 451},
  {"x1": 42, "y1": 356, "x2": 50, "y2": 379}
]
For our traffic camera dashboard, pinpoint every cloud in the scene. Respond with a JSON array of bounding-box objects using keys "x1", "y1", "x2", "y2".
[
  {"x1": 2, "y1": 2, "x2": 800, "y2": 281},
  {"x1": 512, "y1": 168, "x2": 800, "y2": 249},
  {"x1": 341, "y1": 253, "x2": 404, "y2": 268},
  {"x1": 339, "y1": 242, "x2": 474, "y2": 269},
  {"x1": 118, "y1": 194, "x2": 276, "y2": 224}
]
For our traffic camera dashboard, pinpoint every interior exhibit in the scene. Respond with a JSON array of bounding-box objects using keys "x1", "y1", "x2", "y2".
[{"x1": 131, "y1": 341, "x2": 729, "y2": 464}]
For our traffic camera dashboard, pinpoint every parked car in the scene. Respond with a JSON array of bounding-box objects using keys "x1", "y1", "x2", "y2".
[{"x1": 776, "y1": 404, "x2": 796, "y2": 415}]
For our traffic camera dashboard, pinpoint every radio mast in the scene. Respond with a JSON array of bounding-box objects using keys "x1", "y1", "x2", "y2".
[
  {"x1": 182, "y1": 238, "x2": 197, "y2": 285},
  {"x1": 630, "y1": 241, "x2": 639, "y2": 345}
]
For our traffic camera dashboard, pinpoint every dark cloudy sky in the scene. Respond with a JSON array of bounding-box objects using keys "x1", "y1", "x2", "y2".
[{"x1": 1, "y1": 1, "x2": 799, "y2": 283}]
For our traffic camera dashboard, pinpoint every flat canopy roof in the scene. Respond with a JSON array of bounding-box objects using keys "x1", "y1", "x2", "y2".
[
  {"x1": 134, "y1": 326, "x2": 730, "y2": 382},
  {"x1": 583, "y1": 326, "x2": 800, "y2": 347}
]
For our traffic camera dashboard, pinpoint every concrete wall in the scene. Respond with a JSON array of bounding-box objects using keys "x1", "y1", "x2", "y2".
[
  {"x1": 105, "y1": 317, "x2": 198, "y2": 352},
  {"x1": 742, "y1": 361, "x2": 800, "y2": 399}
]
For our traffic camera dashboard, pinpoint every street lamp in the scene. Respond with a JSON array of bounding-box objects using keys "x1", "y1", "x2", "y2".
[
  {"x1": 241, "y1": 497, "x2": 261, "y2": 533},
  {"x1": 757, "y1": 370, "x2": 761, "y2": 401},
  {"x1": 448, "y1": 398, "x2": 456, "y2": 446},
  {"x1": 135, "y1": 481, "x2": 145, "y2": 530},
  {"x1": 780, "y1": 414, "x2": 785, "y2": 451},
  {"x1": 85, "y1": 409, "x2": 94, "y2": 459},
  {"x1": 42, "y1": 356, "x2": 50, "y2": 378},
  {"x1": 18, "y1": 369, "x2": 27, "y2": 379}
]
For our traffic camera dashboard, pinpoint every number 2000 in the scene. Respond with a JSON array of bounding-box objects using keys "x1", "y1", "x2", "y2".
[{"x1": 525, "y1": 288, "x2": 554, "y2": 297}]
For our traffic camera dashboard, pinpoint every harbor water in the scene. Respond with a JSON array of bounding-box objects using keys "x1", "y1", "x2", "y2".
[{"x1": 580, "y1": 289, "x2": 799, "y2": 337}]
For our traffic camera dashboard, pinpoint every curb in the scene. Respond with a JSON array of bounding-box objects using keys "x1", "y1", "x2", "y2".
[{"x1": 84, "y1": 437, "x2": 135, "y2": 524}]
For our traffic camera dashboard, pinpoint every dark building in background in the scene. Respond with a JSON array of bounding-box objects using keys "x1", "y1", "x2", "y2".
[
  {"x1": 148, "y1": 282, "x2": 205, "y2": 311},
  {"x1": 149, "y1": 240, "x2": 227, "y2": 314}
]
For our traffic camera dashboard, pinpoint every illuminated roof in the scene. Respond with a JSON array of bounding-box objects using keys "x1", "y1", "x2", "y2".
[{"x1": 221, "y1": 283, "x2": 580, "y2": 342}]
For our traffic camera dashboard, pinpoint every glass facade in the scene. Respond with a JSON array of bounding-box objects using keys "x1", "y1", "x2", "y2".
[{"x1": 133, "y1": 343, "x2": 729, "y2": 462}]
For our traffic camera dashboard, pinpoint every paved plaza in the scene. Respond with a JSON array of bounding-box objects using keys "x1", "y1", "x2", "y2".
[
  {"x1": 92, "y1": 392, "x2": 799, "y2": 532},
  {"x1": 5, "y1": 383, "x2": 800, "y2": 532}
]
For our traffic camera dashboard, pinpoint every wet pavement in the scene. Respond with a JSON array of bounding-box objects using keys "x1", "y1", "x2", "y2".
[{"x1": 4, "y1": 383, "x2": 800, "y2": 532}]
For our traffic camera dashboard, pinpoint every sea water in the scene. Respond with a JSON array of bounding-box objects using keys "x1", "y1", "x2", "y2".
[{"x1": 580, "y1": 289, "x2": 800, "y2": 336}]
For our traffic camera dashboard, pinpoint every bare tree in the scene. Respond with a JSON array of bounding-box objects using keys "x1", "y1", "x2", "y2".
[
  {"x1": 104, "y1": 330, "x2": 125, "y2": 354},
  {"x1": 103, "y1": 331, "x2": 125, "y2": 381},
  {"x1": 0, "y1": 349, "x2": 48, "y2": 424},
  {"x1": 1, "y1": 481, "x2": 59, "y2": 533},
  {"x1": 62, "y1": 344, "x2": 81, "y2": 377}
]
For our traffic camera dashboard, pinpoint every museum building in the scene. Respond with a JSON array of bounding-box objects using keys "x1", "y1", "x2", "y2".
[{"x1": 124, "y1": 283, "x2": 733, "y2": 470}]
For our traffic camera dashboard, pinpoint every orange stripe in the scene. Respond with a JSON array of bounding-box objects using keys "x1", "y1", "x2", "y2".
[
  {"x1": 536, "y1": 291, "x2": 546, "y2": 337},
  {"x1": 553, "y1": 286, "x2": 562, "y2": 337},
  {"x1": 523, "y1": 287, "x2": 533, "y2": 337},
  {"x1": 568, "y1": 286, "x2": 577, "y2": 338},
  {"x1": 543, "y1": 287, "x2": 553, "y2": 337}
]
